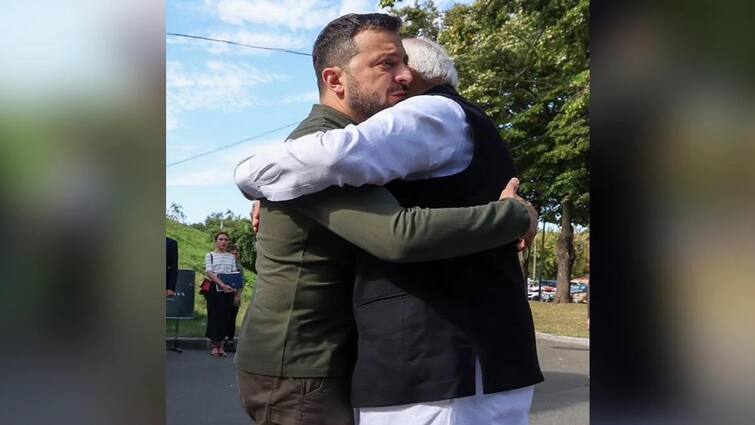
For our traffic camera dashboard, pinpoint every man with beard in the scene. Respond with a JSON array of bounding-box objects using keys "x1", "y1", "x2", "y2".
[
  {"x1": 236, "y1": 37, "x2": 543, "y2": 424},
  {"x1": 233, "y1": 14, "x2": 536, "y2": 425}
]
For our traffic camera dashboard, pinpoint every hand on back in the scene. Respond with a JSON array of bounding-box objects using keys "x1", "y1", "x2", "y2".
[{"x1": 498, "y1": 177, "x2": 538, "y2": 251}]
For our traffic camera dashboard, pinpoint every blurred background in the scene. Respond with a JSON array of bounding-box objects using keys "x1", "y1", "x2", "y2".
[
  {"x1": 0, "y1": 1, "x2": 165, "y2": 424},
  {"x1": 592, "y1": 0, "x2": 755, "y2": 424},
  {"x1": 0, "y1": 0, "x2": 754, "y2": 424}
]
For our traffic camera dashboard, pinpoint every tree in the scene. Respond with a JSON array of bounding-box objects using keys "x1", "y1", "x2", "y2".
[
  {"x1": 384, "y1": 0, "x2": 443, "y2": 41},
  {"x1": 167, "y1": 202, "x2": 186, "y2": 223},
  {"x1": 229, "y1": 221, "x2": 257, "y2": 273},
  {"x1": 522, "y1": 225, "x2": 588, "y2": 283},
  {"x1": 572, "y1": 228, "x2": 589, "y2": 278},
  {"x1": 439, "y1": 0, "x2": 589, "y2": 303},
  {"x1": 384, "y1": 0, "x2": 589, "y2": 302}
]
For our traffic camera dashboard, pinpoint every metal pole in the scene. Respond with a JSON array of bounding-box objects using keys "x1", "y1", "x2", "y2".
[
  {"x1": 538, "y1": 216, "x2": 546, "y2": 301},
  {"x1": 531, "y1": 228, "x2": 538, "y2": 287},
  {"x1": 166, "y1": 319, "x2": 183, "y2": 353}
]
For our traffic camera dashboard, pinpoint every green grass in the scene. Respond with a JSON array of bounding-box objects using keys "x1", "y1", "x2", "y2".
[
  {"x1": 166, "y1": 218, "x2": 215, "y2": 273},
  {"x1": 166, "y1": 218, "x2": 256, "y2": 337},
  {"x1": 529, "y1": 301, "x2": 589, "y2": 338}
]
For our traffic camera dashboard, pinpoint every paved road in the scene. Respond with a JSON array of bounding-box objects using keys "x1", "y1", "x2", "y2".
[
  {"x1": 530, "y1": 338, "x2": 589, "y2": 425},
  {"x1": 167, "y1": 338, "x2": 588, "y2": 425}
]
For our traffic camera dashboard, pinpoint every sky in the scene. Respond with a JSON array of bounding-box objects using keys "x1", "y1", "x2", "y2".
[{"x1": 166, "y1": 0, "x2": 474, "y2": 223}]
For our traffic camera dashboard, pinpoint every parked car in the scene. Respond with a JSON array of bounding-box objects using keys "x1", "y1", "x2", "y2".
[
  {"x1": 528, "y1": 281, "x2": 587, "y2": 303},
  {"x1": 570, "y1": 283, "x2": 588, "y2": 294},
  {"x1": 541, "y1": 279, "x2": 558, "y2": 288}
]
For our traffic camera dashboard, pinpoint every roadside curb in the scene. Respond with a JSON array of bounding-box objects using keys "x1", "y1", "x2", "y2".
[
  {"x1": 168, "y1": 334, "x2": 589, "y2": 349},
  {"x1": 536, "y1": 331, "x2": 590, "y2": 347},
  {"x1": 166, "y1": 337, "x2": 238, "y2": 350}
]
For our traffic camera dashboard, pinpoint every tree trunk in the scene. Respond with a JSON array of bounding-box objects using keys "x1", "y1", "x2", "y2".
[{"x1": 555, "y1": 199, "x2": 576, "y2": 304}]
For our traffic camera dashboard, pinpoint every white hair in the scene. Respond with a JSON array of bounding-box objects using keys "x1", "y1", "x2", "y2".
[{"x1": 402, "y1": 37, "x2": 460, "y2": 89}]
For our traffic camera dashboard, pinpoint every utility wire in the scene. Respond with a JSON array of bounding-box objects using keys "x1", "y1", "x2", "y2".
[
  {"x1": 167, "y1": 32, "x2": 312, "y2": 56},
  {"x1": 167, "y1": 121, "x2": 300, "y2": 168},
  {"x1": 509, "y1": 138, "x2": 537, "y2": 152}
]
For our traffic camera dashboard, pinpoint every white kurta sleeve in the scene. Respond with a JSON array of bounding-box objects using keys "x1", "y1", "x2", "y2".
[{"x1": 234, "y1": 95, "x2": 473, "y2": 201}]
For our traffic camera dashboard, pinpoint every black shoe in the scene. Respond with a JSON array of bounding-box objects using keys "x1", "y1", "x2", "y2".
[{"x1": 223, "y1": 340, "x2": 236, "y2": 353}]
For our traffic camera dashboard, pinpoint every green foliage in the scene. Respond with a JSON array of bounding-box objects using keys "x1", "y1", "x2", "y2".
[
  {"x1": 386, "y1": 0, "x2": 442, "y2": 40},
  {"x1": 167, "y1": 202, "x2": 186, "y2": 223},
  {"x1": 165, "y1": 217, "x2": 257, "y2": 286},
  {"x1": 440, "y1": 0, "x2": 589, "y2": 225},
  {"x1": 188, "y1": 210, "x2": 257, "y2": 272},
  {"x1": 228, "y1": 221, "x2": 258, "y2": 273},
  {"x1": 166, "y1": 217, "x2": 214, "y2": 273},
  {"x1": 572, "y1": 228, "x2": 590, "y2": 279},
  {"x1": 426, "y1": 0, "x2": 590, "y2": 289},
  {"x1": 526, "y1": 227, "x2": 589, "y2": 280}
]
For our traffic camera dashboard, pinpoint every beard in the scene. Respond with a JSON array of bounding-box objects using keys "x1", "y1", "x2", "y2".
[{"x1": 345, "y1": 73, "x2": 390, "y2": 120}]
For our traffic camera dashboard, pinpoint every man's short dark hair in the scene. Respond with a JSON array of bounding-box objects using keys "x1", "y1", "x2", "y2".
[{"x1": 312, "y1": 13, "x2": 402, "y2": 93}]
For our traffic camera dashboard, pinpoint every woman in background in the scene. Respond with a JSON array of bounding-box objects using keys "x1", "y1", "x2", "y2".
[
  {"x1": 204, "y1": 231, "x2": 237, "y2": 357},
  {"x1": 224, "y1": 244, "x2": 244, "y2": 353}
]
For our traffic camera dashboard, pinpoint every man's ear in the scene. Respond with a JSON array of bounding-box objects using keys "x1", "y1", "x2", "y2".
[{"x1": 322, "y1": 67, "x2": 345, "y2": 96}]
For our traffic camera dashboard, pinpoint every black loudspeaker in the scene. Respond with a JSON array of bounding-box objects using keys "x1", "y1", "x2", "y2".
[{"x1": 166, "y1": 269, "x2": 195, "y2": 319}]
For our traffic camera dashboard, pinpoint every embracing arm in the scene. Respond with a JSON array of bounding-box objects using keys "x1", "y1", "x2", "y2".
[
  {"x1": 234, "y1": 96, "x2": 472, "y2": 201},
  {"x1": 289, "y1": 185, "x2": 531, "y2": 263}
]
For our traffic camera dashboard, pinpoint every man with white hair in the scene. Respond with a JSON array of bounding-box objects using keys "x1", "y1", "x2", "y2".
[{"x1": 236, "y1": 37, "x2": 543, "y2": 424}]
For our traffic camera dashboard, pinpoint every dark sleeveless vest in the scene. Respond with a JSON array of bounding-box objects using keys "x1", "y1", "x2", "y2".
[{"x1": 351, "y1": 85, "x2": 544, "y2": 407}]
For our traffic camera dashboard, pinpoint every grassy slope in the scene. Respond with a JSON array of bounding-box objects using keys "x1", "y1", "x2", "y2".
[
  {"x1": 166, "y1": 218, "x2": 213, "y2": 273},
  {"x1": 166, "y1": 218, "x2": 256, "y2": 338}
]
